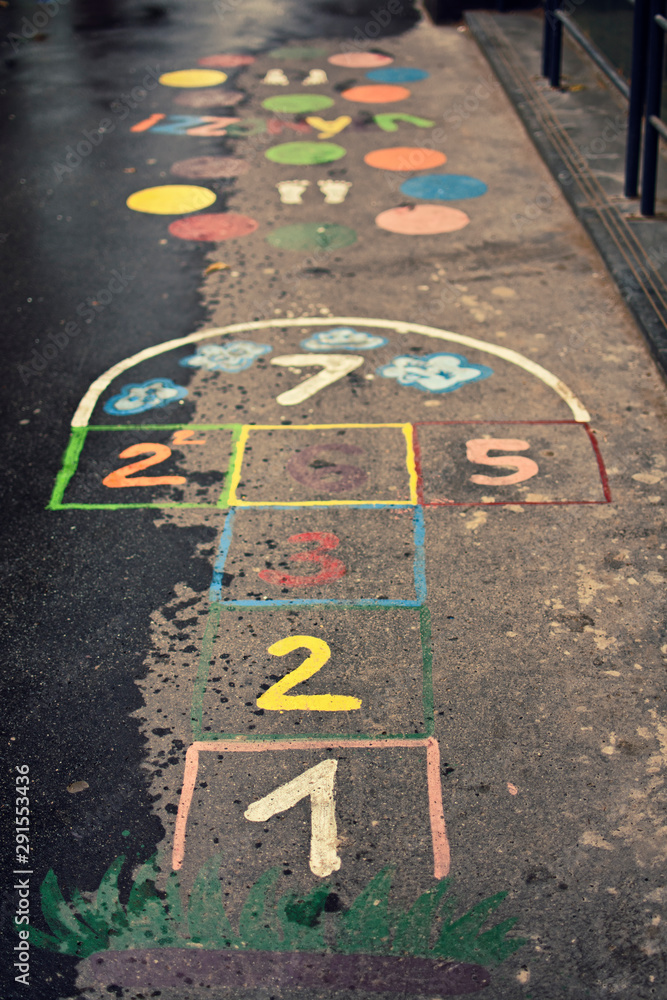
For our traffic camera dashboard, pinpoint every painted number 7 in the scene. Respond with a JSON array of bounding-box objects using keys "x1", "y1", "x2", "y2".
[{"x1": 271, "y1": 354, "x2": 363, "y2": 406}]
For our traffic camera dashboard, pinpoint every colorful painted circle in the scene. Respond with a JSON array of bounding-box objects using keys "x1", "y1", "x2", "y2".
[
  {"x1": 168, "y1": 213, "x2": 259, "y2": 241},
  {"x1": 197, "y1": 54, "x2": 256, "y2": 67},
  {"x1": 266, "y1": 222, "x2": 357, "y2": 251},
  {"x1": 375, "y1": 204, "x2": 470, "y2": 235},
  {"x1": 328, "y1": 52, "x2": 393, "y2": 67},
  {"x1": 173, "y1": 89, "x2": 244, "y2": 108},
  {"x1": 170, "y1": 156, "x2": 250, "y2": 179},
  {"x1": 264, "y1": 141, "x2": 346, "y2": 165},
  {"x1": 261, "y1": 94, "x2": 335, "y2": 114},
  {"x1": 269, "y1": 46, "x2": 327, "y2": 59},
  {"x1": 364, "y1": 147, "x2": 447, "y2": 171},
  {"x1": 366, "y1": 67, "x2": 429, "y2": 82},
  {"x1": 341, "y1": 84, "x2": 410, "y2": 103},
  {"x1": 126, "y1": 185, "x2": 216, "y2": 215},
  {"x1": 159, "y1": 69, "x2": 227, "y2": 88},
  {"x1": 400, "y1": 174, "x2": 488, "y2": 200}
]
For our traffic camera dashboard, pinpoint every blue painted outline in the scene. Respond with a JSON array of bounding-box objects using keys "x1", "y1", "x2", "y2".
[{"x1": 209, "y1": 505, "x2": 426, "y2": 607}]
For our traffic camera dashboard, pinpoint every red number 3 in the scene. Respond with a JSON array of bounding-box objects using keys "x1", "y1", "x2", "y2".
[{"x1": 258, "y1": 532, "x2": 346, "y2": 588}]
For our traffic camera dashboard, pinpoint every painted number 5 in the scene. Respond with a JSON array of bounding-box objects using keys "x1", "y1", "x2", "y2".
[
  {"x1": 271, "y1": 354, "x2": 363, "y2": 406},
  {"x1": 466, "y1": 438, "x2": 539, "y2": 486},
  {"x1": 258, "y1": 635, "x2": 361, "y2": 712}
]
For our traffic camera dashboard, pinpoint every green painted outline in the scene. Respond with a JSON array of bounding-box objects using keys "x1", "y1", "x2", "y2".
[
  {"x1": 48, "y1": 424, "x2": 242, "y2": 511},
  {"x1": 192, "y1": 602, "x2": 434, "y2": 742}
]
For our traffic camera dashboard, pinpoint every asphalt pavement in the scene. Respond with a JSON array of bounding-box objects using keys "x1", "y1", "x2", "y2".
[{"x1": 1, "y1": 2, "x2": 667, "y2": 999}]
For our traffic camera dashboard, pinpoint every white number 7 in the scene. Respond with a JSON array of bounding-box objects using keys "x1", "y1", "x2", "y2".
[
  {"x1": 271, "y1": 354, "x2": 363, "y2": 406},
  {"x1": 244, "y1": 759, "x2": 342, "y2": 877}
]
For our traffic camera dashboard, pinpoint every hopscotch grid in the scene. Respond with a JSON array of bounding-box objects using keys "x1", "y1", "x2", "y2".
[
  {"x1": 209, "y1": 505, "x2": 426, "y2": 606},
  {"x1": 191, "y1": 601, "x2": 433, "y2": 743},
  {"x1": 172, "y1": 736, "x2": 450, "y2": 878}
]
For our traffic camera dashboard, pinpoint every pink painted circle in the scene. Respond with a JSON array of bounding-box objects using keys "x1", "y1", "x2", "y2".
[
  {"x1": 198, "y1": 54, "x2": 256, "y2": 67},
  {"x1": 169, "y1": 212, "x2": 259, "y2": 241},
  {"x1": 375, "y1": 205, "x2": 470, "y2": 235},
  {"x1": 170, "y1": 156, "x2": 250, "y2": 179},
  {"x1": 173, "y1": 89, "x2": 244, "y2": 107},
  {"x1": 328, "y1": 52, "x2": 393, "y2": 68}
]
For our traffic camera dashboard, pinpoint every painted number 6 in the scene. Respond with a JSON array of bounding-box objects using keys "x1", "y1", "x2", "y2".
[{"x1": 466, "y1": 438, "x2": 539, "y2": 486}]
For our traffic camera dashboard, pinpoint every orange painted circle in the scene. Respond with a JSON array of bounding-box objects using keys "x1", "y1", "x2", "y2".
[
  {"x1": 328, "y1": 52, "x2": 394, "y2": 68},
  {"x1": 341, "y1": 84, "x2": 410, "y2": 103},
  {"x1": 364, "y1": 147, "x2": 447, "y2": 172},
  {"x1": 198, "y1": 54, "x2": 255, "y2": 67},
  {"x1": 375, "y1": 204, "x2": 470, "y2": 235},
  {"x1": 168, "y1": 212, "x2": 259, "y2": 241}
]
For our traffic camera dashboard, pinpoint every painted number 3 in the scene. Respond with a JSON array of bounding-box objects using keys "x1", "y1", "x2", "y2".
[{"x1": 259, "y1": 532, "x2": 346, "y2": 588}]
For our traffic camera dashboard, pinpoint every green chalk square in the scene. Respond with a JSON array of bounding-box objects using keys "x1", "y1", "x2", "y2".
[{"x1": 48, "y1": 424, "x2": 243, "y2": 510}]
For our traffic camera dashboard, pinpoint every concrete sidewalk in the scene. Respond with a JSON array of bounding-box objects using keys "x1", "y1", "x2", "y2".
[{"x1": 6, "y1": 6, "x2": 667, "y2": 1000}]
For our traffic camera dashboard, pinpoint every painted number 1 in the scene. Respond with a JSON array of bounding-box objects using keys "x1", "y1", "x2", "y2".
[
  {"x1": 258, "y1": 635, "x2": 361, "y2": 712},
  {"x1": 245, "y1": 759, "x2": 341, "y2": 877}
]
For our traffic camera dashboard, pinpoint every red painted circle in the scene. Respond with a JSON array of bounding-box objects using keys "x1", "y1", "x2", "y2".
[
  {"x1": 364, "y1": 147, "x2": 447, "y2": 172},
  {"x1": 375, "y1": 205, "x2": 470, "y2": 235},
  {"x1": 198, "y1": 54, "x2": 256, "y2": 67},
  {"x1": 170, "y1": 156, "x2": 250, "y2": 179},
  {"x1": 173, "y1": 89, "x2": 244, "y2": 108},
  {"x1": 341, "y1": 84, "x2": 410, "y2": 103},
  {"x1": 168, "y1": 213, "x2": 259, "y2": 241},
  {"x1": 328, "y1": 52, "x2": 393, "y2": 68}
]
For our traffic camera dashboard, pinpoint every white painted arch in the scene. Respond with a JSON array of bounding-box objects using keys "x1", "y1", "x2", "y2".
[{"x1": 72, "y1": 316, "x2": 591, "y2": 427}]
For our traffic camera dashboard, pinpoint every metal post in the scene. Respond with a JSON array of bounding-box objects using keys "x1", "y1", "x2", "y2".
[
  {"x1": 549, "y1": 1, "x2": 563, "y2": 89},
  {"x1": 625, "y1": 0, "x2": 650, "y2": 197},
  {"x1": 640, "y1": 0, "x2": 667, "y2": 215},
  {"x1": 543, "y1": 0, "x2": 556, "y2": 79}
]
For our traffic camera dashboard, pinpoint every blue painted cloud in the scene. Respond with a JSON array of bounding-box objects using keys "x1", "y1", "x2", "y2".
[
  {"x1": 400, "y1": 174, "x2": 488, "y2": 201},
  {"x1": 366, "y1": 67, "x2": 429, "y2": 83},
  {"x1": 180, "y1": 341, "x2": 272, "y2": 373},
  {"x1": 376, "y1": 353, "x2": 493, "y2": 393},
  {"x1": 103, "y1": 378, "x2": 188, "y2": 416},
  {"x1": 301, "y1": 327, "x2": 388, "y2": 351}
]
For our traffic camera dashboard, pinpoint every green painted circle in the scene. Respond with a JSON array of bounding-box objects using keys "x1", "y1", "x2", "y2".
[
  {"x1": 266, "y1": 223, "x2": 357, "y2": 251},
  {"x1": 264, "y1": 141, "x2": 346, "y2": 165},
  {"x1": 269, "y1": 46, "x2": 327, "y2": 59},
  {"x1": 261, "y1": 93, "x2": 335, "y2": 114}
]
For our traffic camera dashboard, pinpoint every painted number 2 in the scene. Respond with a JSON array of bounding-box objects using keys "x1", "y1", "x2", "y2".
[
  {"x1": 259, "y1": 532, "x2": 346, "y2": 588},
  {"x1": 258, "y1": 635, "x2": 361, "y2": 712},
  {"x1": 245, "y1": 759, "x2": 341, "y2": 877},
  {"x1": 103, "y1": 443, "x2": 186, "y2": 488},
  {"x1": 466, "y1": 438, "x2": 539, "y2": 485}
]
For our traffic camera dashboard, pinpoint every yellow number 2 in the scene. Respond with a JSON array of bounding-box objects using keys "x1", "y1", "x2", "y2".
[{"x1": 257, "y1": 635, "x2": 361, "y2": 712}]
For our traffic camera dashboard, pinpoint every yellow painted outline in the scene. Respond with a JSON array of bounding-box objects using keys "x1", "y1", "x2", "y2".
[{"x1": 228, "y1": 422, "x2": 417, "y2": 507}]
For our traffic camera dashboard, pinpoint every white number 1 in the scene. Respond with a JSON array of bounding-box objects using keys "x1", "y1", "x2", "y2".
[
  {"x1": 271, "y1": 354, "x2": 363, "y2": 406},
  {"x1": 244, "y1": 759, "x2": 342, "y2": 877}
]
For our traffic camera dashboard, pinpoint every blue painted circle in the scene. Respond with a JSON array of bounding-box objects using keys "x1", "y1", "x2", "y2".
[
  {"x1": 400, "y1": 174, "x2": 488, "y2": 201},
  {"x1": 366, "y1": 67, "x2": 429, "y2": 82}
]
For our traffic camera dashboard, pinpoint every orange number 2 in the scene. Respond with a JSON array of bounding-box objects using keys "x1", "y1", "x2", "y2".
[{"x1": 103, "y1": 443, "x2": 186, "y2": 488}]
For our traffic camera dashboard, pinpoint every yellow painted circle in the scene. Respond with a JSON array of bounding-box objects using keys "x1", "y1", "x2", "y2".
[
  {"x1": 126, "y1": 185, "x2": 217, "y2": 215},
  {"x1": 159, "y1": 69, "x2": 227, "y2": 88}
]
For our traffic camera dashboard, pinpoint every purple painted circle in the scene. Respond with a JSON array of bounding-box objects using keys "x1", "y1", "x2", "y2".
[{"x1": 171, "y1": 156, "x2": 250, "y2": 179}]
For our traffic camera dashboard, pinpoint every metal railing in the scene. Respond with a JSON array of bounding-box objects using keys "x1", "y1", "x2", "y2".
[{"x1": 543, "y1": 0, "x2": 667, "y2": 216}]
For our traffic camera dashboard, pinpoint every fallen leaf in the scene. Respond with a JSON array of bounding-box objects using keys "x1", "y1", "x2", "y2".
[
  {"x1": 67, "y1": 780, "x2": 89, "y2": 794},
  {"x1": 205, "y1": 262, "x2": 230, "y2": 274}
]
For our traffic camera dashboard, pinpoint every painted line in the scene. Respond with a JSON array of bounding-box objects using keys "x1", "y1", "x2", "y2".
[
  {"x1": 232, "y1": 499, "x2": 417, "y2": 508},
  {"x1": 173, "y1": 736, "x2": 450, "y2": 877},
  {"x1": 69, "y1": 317, "x2": 591, "y2": 427},
  {"x1": 209, "y1": 509, "x2": 236, "y2": 601},
  {"x1": 48, "y1": 427, "x2": 88, "y2": 509},
  {"x1": 225, "y1": 425, "x2": 250, "y2": 507},
  {"x1": 411, "y1": 424, "x2": 426, "y2": 507},
  {"x1": 402, "y1": 423, "x2": 419, "y2": 505},
  {"x1": 424, "y1": 499, "x2": 610, "y2": 507},
  {"x1": 210, "y1": 598, "x2": 423, "y2": 607},
  {"x1": 216, "y1": 423, "x2": 245, "y2": 509},
  {"x1": 584, "y1": 423, "x2": 613, "y2": 502},
  {"x1": 413, "y1": 507, "x2": 427, "y2": 604}
]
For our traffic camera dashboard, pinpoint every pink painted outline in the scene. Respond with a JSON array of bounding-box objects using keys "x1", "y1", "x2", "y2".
[{"x1": 173, "y1": 737, "x2": 450, "y2": 879}]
